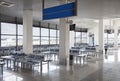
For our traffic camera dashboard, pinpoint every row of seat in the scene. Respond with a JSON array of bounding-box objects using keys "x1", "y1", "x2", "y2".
[
  {"x1": 0, "y1": 45, "x2": 59, "y2": 56},
  {"x1": 1, "y1": 52, "x2": 51, "y2": 72},
  {"x1": 26, "y1": 54, "x2": 45, "y2": 62}
]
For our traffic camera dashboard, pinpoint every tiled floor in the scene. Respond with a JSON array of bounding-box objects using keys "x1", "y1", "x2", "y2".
[{"x1": 1, "y1": 49, "x2": 120, "y2": 81}]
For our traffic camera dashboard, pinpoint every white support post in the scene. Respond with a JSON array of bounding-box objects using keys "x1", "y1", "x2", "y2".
[
  {"x1": 99, "y1": 19, "x2": 104, "y2": 52},
  {"x1": 69, "y1": 31, "x2": 75, "y2": 48},
  {"x1": 113, "y1": 20, "x2": 118, "y2": 49},
  {"x1": 23, "y1": 10, "x2": 33, "y2": 54},
  {"x1": 59, "y1": 18, "x2": 70, "y2": 65}
]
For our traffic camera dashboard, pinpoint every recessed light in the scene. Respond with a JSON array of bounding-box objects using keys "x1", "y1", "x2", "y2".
[{"x1": 0, "y1": 1, "x2": 15, "y2": 7}]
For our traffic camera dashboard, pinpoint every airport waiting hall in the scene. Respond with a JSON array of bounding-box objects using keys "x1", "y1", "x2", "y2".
[{"x1": 0, "y1": 0, "x2": 120, "y2": 81}]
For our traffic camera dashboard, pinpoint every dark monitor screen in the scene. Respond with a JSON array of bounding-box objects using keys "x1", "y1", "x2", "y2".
[{"x1": 70, "y1": 24, "x2": 75, "y2": 31}]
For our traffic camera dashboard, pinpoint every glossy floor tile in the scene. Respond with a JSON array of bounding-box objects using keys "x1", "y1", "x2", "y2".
[{"x1": 1, "y1": 49, "x2": 120, "y2": 81}]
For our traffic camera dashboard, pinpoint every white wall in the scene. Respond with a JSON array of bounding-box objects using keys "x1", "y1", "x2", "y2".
[
  {"x1": 69, "y1": 31, "x2": 75, "y2": 48},
  {"x1": 94, "y1": 25, "x2": 99, "y2": 45},
  {"x1": 88, "y1": 28, "x2": 93, "y2": 46},
  {"x1": 87, "y1": 25, "x2": 99, "y2": 46}
]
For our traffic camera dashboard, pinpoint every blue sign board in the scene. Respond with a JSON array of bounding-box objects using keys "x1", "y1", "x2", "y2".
[{"x1": 43, "y1": 2, "x2": 76, "y2": 20}]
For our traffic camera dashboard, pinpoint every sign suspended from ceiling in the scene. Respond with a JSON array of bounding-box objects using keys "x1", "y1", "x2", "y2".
[{"x1": 42, "y1": 0, "x2": 77, "y2": 20}]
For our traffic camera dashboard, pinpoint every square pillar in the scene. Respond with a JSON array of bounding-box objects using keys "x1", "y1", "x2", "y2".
[
  {"x1": 23, "y1": 10, "x2": 33, "y2": 54},
  {"x1": 59, "y1": 18, "x2": 70, "y2": 65},
  {"x1": 69, "y1": 31, "x2": 75, "y2": 48},
  {"x1": 99, "y1": 19, "x2": 104, "y2": 52},
  {"x1": 59, "y1": 0, "x2": 70, "y2": 65},
  {"x1": 113, "y1": 20, "x2": 118, "y2": 49},
  {"x1": 114, "y1": 27, "x2": 118, "y2": 49}
]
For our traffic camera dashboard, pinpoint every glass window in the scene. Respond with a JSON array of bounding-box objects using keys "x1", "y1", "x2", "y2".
[
  {"x1": 57, "y1": 38, "x2": 59, "y2": 44},
  {"x1": 33, "y1": 37, "x2": 40, "y2": 45},
  {"x1": 50, "y1": 37, "x2": 56, "y2": 44},
  {"x1": 56, "y1": 37, "x2": 59, "y2": 44},
  {"x1": 41, "y1": 28, "x2": 49, "y2": 36},
  {"x1": 1, "y1": 35, "x2": 16, "y2": 47},
  {"x1": 41, "y1": 37, "x2": 49, "y2": 45},
  {"x1": 82, "y1": 32, "x2": 87, "y2": 38},
  {"x1": 76, "y1": 38, "x2": 80, "y2": 43},
  {"x1": 57, "y1": 30, "x2": 59, "y2": 37},
  {"x1": 82, "y1": 38, "x2": 87, "y2": 43},
  {"x1": 75, "y1": 32, "x2": 81, "y2": 43},
  {"x1": 76, "y1": 32, "x2": 80, "y2": 38},
  {"x1": 18, "y1": 36, "x2": 23, "y2": 46},
  {"x1": 33, "y1": 27, "x2": 40, "y2": 36},
  {"x1": 104, "y1": 33, "x2": 108, "y2": 45},
  {"x1": 118, "y1": 33, "x2": 120, "y2": 46},
  {"x1": 1, "y1": 22, "x2": 16, "y2": 35},
  {"x1": 56, "y1": 30, "x2": 59, "y2": 44},
  {"x1": 18, "y1": 25, "x2": 23, "y2": 35},
  {"x1": 50, "y1": 29, "x2": 56, "y2": 37},
  {"x1": 118, "y1": 51, "x2": 120, "y2": 61},
  {"x1": 75, "y1": 32, "x2": 87, "y2": 43},
  {"x1": 108, "y1": 33, "x2": 114, "y2": 45},
  {"x1": 82, "y1": 32, "x2": 87, "y2": 43}
]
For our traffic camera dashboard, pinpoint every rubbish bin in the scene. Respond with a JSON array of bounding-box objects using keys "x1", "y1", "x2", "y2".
[{"x1": 69, "y1": 55, "x2": 73, "y2": 65}]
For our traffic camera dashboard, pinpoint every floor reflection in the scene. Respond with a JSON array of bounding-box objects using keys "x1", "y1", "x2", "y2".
[
  {"x1": 1, "y1": 49, "x2": 120, "y2": 81},
  {"x1": 104, "y1": 54, "x2": 115, "y2": 63},
  {"x1": 33, "y1": 63, "x2": 60, "y2": 73},
  {"x1": 1, "y1": 71, "x2": 23, "y2": 81}
]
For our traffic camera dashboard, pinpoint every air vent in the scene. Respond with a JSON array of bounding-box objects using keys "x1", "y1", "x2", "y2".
[{"x1": 0, "y1": 1, "x2": 15, "y2": 7}]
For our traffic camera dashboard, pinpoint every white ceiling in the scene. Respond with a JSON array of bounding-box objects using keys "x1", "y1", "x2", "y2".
[{"x1": 1, "y1": 0, "x2": 120, "y2": 28}]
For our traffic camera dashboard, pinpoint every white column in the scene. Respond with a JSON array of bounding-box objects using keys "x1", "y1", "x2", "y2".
[
  {"x1": 88, "y1": 29, "x2": 91, "y2": 45},
  {"x1": 99, "y1": 19, "x2": 104, "y2": 52},
  {"x1": 69, "y1": 31, "x2": 75, "y2": 48},
  {"x1": 94, "y1": 26, "x2": 99, "y2": 46},
  {"x1": 59, "y1": 0, "x2": 70, "y2": 65},
  {"x1": 59, "y1": 18, "x2": 70, "y2": 65},
  {"x1": 113, "y1": 20, "x2": 118, "y2": 49},
  {"x1": 88, "y1": 28, "x2": 94, "y2": 46},
  {"x1": 23, "y1": 10, "x2": 33, "y2": 54}
]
